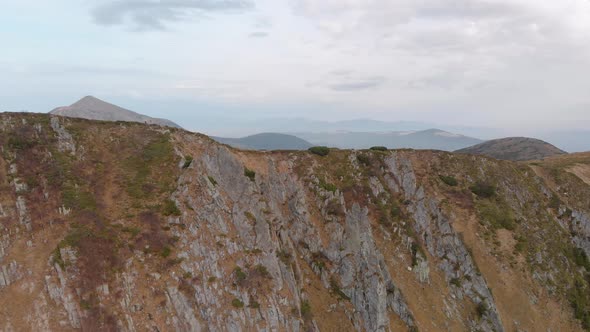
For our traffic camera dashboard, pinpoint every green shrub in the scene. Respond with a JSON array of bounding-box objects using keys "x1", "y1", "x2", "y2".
[
  {"x1": 573, "y1": 248, "x2": 590, "y2": 271},
  {"x1": 439, "y1": 175, "x2": 458, "y2": 186},
  {"x1": 244, "y1": 167, "x2": 256, "y2": 181},
  {"x1": 232, "y1": 298, "x2": 244, "y2": 308},
  {"x1": 514, "y1": 236, "x2": 527, "y2": 253},
  {"x1": 277, "y1": 250, "x2": 292, "y2": 265},
  {"x1": 319, "y1": 179, "x2": 337, "y2": 193},
  {"x1": 370, "y1": 146, "x2": 388, "y2": 151},
  {"x1": 476, "y1": 200, "x2": 515, "y2": 231},
  {"x1": 300, "y1": 300, "x2": 312, "y2": 319},
  {"x1": 62, "y1": 187, "x2": 97, "y2": 211},
  {"x1": 121, "y1": 226, "x2": 141, "y2": 237},
  {"x1": 357, "y1": 154, "x2": 370, "y2": 165},
  {"x1": 450, "y1": 277, "x2": 461, "y2": 287},
  {"x1": 476, "y1": 302, "x2": 488, "y2": 318},
  {"x1": 308, "y1": 146, "x2": 330, "y2": 156},
  {"x1": 162, "y1": 199, "x2": 181, "y2": 216},
  {"x1": 253, "y1": 264, "x2": 270, "y2": 278},
  {"x1": 330, "y1": 277, "x2": 350, "y2": 301},
  {"x1": 160, "y1": 246, "x2": 172, "y2": 258},
  {"x1": 8, "y1": 137, "x2": 38, "y2": 150},
  {"x1": 569, "y1": 278, "x2": 590, "y2": 330},
  {"x1": 548, "y1": 193, "x2": 561, "y2": 210},
  {"x1": 470, "y1": 181, "x2": 496, "y2": 198},
  {"x1": 249, "y1": 300, "x2": 260, "y2": 309},
  {"x1": 410, "y1": 242, "x2": 426, "y2": 267},
  {"x1": 234, "y1": 267, "x2": 247, "y2": 283},
  {"x1": 182, "y1": 155, "x2": 193, "y2": 169}
]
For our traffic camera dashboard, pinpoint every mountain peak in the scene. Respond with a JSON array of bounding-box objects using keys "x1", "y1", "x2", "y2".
[
  {"x1": 455, "y1": 137, "x2": 567, "y2": 161},
  {"x1": 50, "y1": 96, "x2": 181, "y2": 128}
]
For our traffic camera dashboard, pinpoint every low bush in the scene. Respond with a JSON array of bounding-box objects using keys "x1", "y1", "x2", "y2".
[
  {"x1": 569, "y1": 278, "x2": 590, "y2": 329},
  {"x1": 234, "y1": 267, "x2": 247, "y2": 283},
  {"x1": 300, "y1": 300, "x2": 312, "y2": 319},
  {"x1": 309, "y1": 146, "x2": 330, "y2": 156},
  {"x1": 253, "y1": 264, "x2": 271, "y2": 278},
  {"x1": 232, "y1": 298, "x2": 244, "y2": 308},
  {"x1": 439, "y1": 175, "x2": 458, "y2": 186},
  {"x1": 476, "y1": 200, "x2": 516, "y2": 231},
  {"x1": 476, "y1": 302, "x2": 488, "y2": 318},
  {"x1": 357, "y1": 154, "x2": 370, "y2": 166},
  {"x1": 162, "y1": 199, "x2": 181, "y2": 216},
  {"x1": 330, "y1": 276, "x2": 350, "y2": 301},
  {"x1": 319, "y1": 179, "x2": 337, "y2": 193},
  {"x1": 244, "y1": 168, "x2": 256, "y2": 181},
  {"x1": 470, "y1": 181, "x2": 496, "y2": 198},
  {"x1": 182, "y1": 155, "x2": 193, "y2": 169},
  {"x1": 370, "y1": 146, "x2": 388, "y2": 151}
]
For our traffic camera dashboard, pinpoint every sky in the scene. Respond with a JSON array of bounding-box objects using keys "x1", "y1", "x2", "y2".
[{"x1": 2, "y1": 0, "x2": 590, "y2": 136}]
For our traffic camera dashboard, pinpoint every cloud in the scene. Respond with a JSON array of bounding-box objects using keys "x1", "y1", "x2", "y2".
[
  {"x1": 249, "y1": 31, "x2": 268, "y2": 38},
  {"x1": 310, "y1": 71, "x2": 386, "y2": 92},
  {"x1": 329, "y1": 76, "x2": 386, "y2": 91},
  {"x1": 92, "y1": 0, "x2": 254, "y2": 30}
]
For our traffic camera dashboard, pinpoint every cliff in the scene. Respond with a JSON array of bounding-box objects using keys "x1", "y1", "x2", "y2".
[{"x1": 0, "y1": 113, "x2": 588, "y2": 331}]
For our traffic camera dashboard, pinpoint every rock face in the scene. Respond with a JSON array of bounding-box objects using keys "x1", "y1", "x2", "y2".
[
  {"x1": 0, "y1": 113, "x2": 589, "y2": 331},
  {"x1": 50, "y1": 96, "x2": 181, "y2": 128},
  {"x1": 456, "y1": 137, "x2": 567, "y2": 161}
]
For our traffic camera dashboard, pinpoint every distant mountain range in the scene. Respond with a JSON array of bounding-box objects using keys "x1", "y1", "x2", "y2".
[
  {"x1": 455, "y1": 137, "x2": 567, "y2": 161},
  {"x1": 44, "y1": 97, "x2": 583, "y2": 155},
  {"x1": 294, "y1": 129, "x2": 483, "y2": 151},
  {"x1": 212, "y1": 133, "x2": 313, "y2": 151},
  {"x1": 50, "y1": 96, "x2": 181, "y2": 128}
]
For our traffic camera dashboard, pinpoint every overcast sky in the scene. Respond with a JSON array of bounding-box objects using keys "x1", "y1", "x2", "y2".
[{"x1": 2, "y1": 0, "x2": 590, "y2": 134}]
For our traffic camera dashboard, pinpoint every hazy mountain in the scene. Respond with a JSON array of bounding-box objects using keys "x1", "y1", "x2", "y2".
[
  {"x1": 2, "y1": 113, "x2": 589, "y2": 331},
  {"x1": 212, "y1": 133, "x2": 313, "y2": 150},
  {"x1": 455, "y1": 137, "x2": 567, "y2": 161},
  {"x1": 50, "y1": 96, "x2": 181, "y2": 128},
  {"x1": 295, "y1": 129, "x2": 483, "y2": 151}
]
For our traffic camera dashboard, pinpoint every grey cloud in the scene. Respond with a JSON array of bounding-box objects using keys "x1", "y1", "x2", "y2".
[
  {"x1": 249, "y1": 31, "x2": 268, "y2": 38},
  {"x1": 92, "y1": 0, "x2": 254, "y2": 30},
  {"x1": 329, "y1": 76, "x2": 386, "y2": 92}
]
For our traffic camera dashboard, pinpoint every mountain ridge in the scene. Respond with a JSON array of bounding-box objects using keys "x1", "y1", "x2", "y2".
[{"x1": 0, "y1": 113, "x2": 588, "y2": 331}]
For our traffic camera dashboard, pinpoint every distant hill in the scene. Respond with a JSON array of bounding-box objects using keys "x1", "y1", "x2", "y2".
[
  {"x1": 295, "y1": 129, "x2": 482, "y2": 151},
  {"x1": 50, "y1": 96, "x2": 181, "y2": 128},
  {"x1": 212, "y1": 133, "x2": 313, "y2": 150},
  {"x1": 455, "y1": 137, "x2": 567, "y2": 161}
]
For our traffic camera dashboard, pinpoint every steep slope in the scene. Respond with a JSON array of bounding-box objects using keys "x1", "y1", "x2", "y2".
[
  {"x1": 0, "y1": 113, "x2": 588, "y2": 331},
  {"x1": 296, "y1": 129, "x2": 483, "y2": 151},
  {"x1": 50, "y1": 96, "x2": 181, "y2": 128},
  {"x1": 456, "y1": 137, "x2": 566, "y2": 161},
  {"x1": 212, "y1": 133, "x2": 313, "y2": 150}
]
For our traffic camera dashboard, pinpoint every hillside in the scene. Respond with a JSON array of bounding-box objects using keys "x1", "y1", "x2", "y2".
[
  {"x1": 0, "y1": 113, "x2": 589, "y2": 331},
  {"x1": 212, "y1": 133, "x2": 313, "y2": 150},
  {"x1": 456, "y1": 137, "x2": 566, "y2": 161},
  {"x1": 296, "y1": 129, "x2": 483, "y2": 151},
  {"x1": 50, "y1": 96, "x2": 181, "y2": 128}
]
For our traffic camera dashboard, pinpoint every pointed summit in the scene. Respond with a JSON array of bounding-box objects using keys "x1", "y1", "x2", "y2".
[{"x1": 50, "y1": 96, "x2": 181, "y2": 128}]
